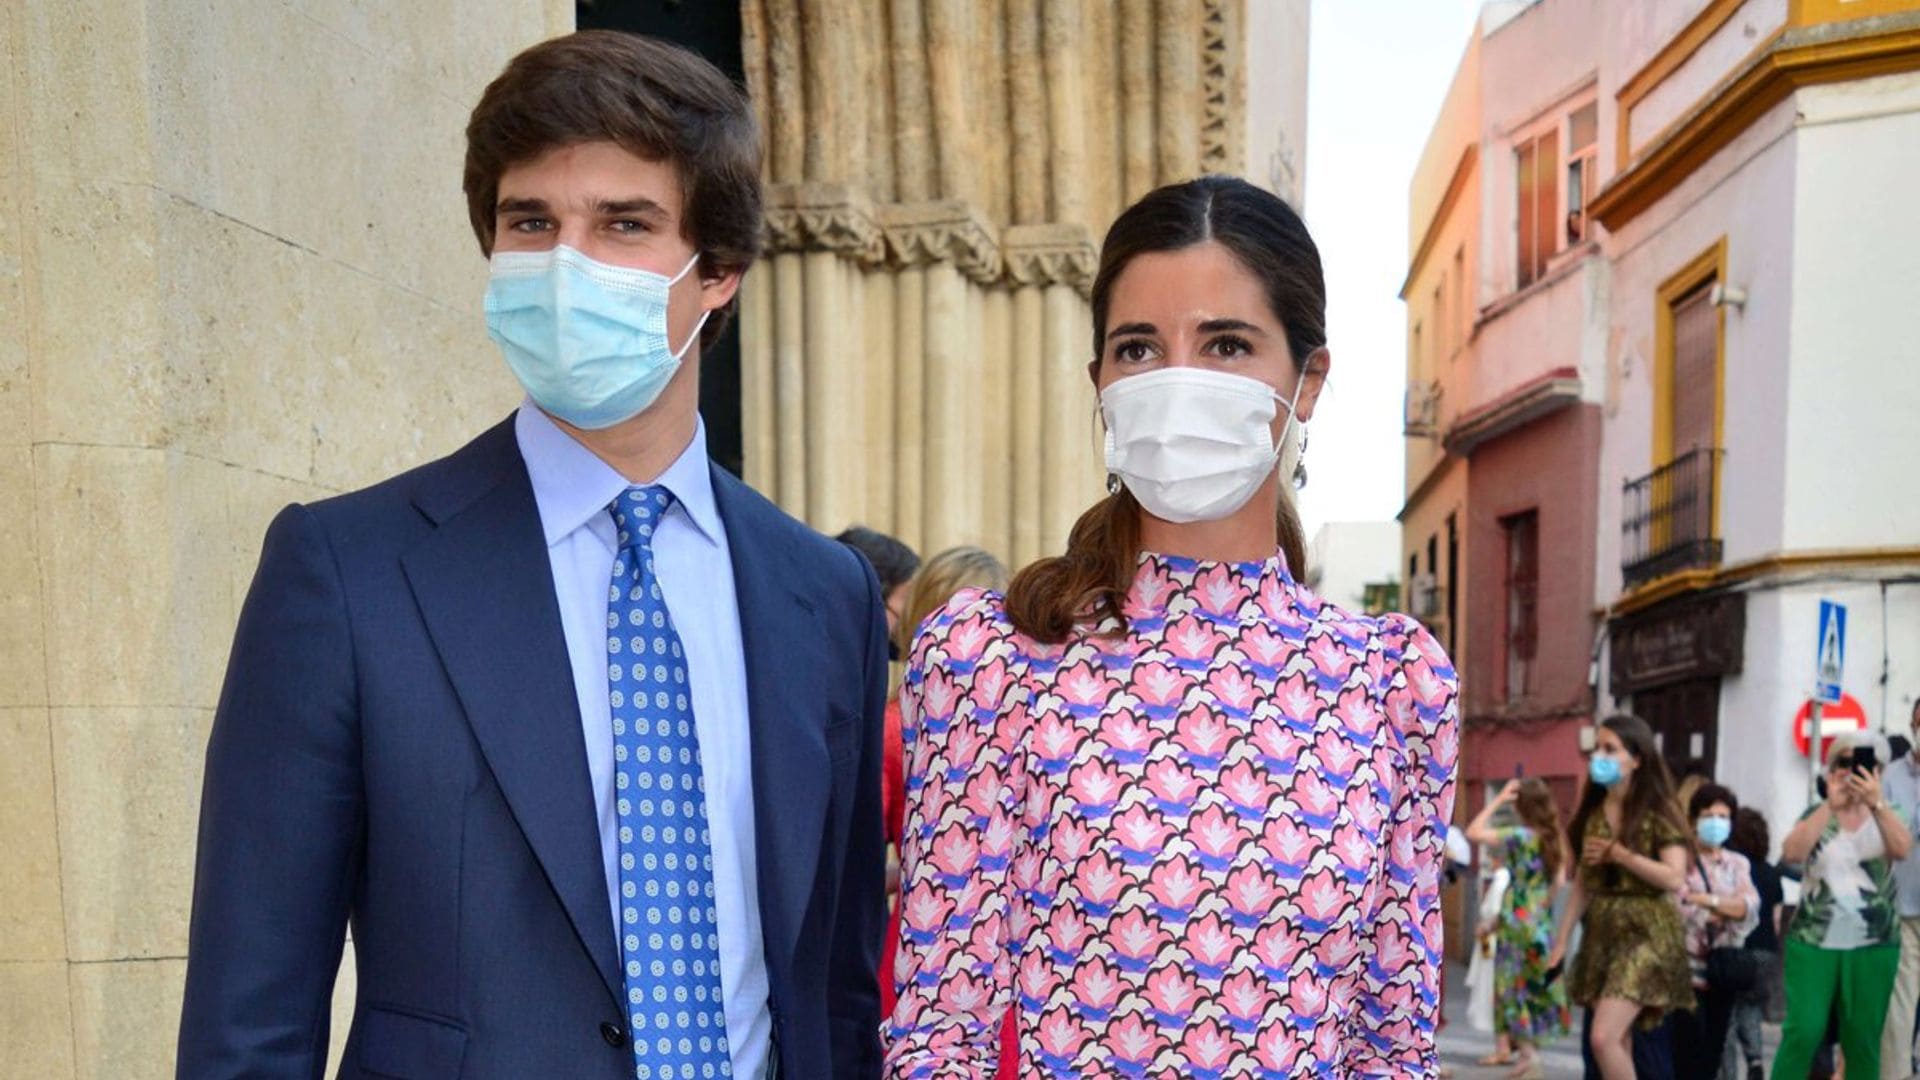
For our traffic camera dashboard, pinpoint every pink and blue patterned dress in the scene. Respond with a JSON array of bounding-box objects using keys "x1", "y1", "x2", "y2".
[{"x1": 882, "y1": 550, "x2": 1459, "y2": 1077}]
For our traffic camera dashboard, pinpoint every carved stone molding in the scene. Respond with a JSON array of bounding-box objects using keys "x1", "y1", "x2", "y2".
[
  {"x1": 763, "y1": 182, "x2": 887, "y2": 266},
  {"x1": 1002, "y1": 223, "x2": 1097, "y2": 297},
  {"x1": 1199, "y1": 0, "x2": 1239, "y2": 173},
  {"x1": 879, "y1": 200, "x2": 1002, "y2": 284}
]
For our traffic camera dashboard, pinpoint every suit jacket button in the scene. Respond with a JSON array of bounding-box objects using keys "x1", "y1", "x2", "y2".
[{"x1": 600, "y1": 1022, "x2": 626, "y2": 1048}]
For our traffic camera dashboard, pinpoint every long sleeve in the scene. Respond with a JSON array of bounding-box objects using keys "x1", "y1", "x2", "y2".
[
  {"x1": 828, "y1": 553, "x2": 890, "y2": 1078},
  {"x1": 882, "y1": 591, "x2": 1026, "y2": 1077},
  {"x1": 178, "y1": 504, "x2": 363, "y2": 1078},
  {"x1": 1344, "y1": 615, "x2": 1459, "y2": 1078}
]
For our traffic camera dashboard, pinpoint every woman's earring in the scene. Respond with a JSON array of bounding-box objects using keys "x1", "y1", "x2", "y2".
[
  {"x1": 1292, "y1": 428, "x2": 1310, "y2": 491},
  {"x1": 1106, "y1": 474, "x2": 1123, "y2": 496}
]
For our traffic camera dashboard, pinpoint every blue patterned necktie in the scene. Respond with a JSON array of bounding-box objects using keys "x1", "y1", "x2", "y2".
[{"x1": 607, "y1": 486, "x2": 731, "y2": 1079}]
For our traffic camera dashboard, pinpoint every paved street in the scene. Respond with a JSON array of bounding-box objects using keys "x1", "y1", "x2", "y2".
[{"x1": 1435, "y1": 960, "x2": 1779, "y2": 1079}]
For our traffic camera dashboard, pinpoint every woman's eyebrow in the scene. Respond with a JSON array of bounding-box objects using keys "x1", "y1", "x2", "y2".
[
  {"x1": 1197, "y1": 318, "x2": 1267, "y2": 335},
  {"x1": 1106, "y1": 322, "x2": 1156, "y2": 341}
]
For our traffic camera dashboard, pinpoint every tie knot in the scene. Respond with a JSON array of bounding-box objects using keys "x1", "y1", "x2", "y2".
[{"x1": 611, "y1": 485, "x2": 675, "y2": 553}]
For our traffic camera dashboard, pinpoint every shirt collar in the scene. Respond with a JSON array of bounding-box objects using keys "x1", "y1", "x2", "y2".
[{"x1": 514, "y1": 401, "x2": 723, "y2": 548}]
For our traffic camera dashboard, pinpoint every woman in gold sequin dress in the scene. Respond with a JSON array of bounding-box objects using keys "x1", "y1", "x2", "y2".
[{"x1": 1547, "y1": 714, "x2": 1695, "y2": 1079}]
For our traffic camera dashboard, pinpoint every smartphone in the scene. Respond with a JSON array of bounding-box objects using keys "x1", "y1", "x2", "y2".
[{"x1": 1853, "y1": 746, "x2": 1879, "y2": 773}]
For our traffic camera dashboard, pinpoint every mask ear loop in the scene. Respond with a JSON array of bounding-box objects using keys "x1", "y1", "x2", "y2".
[
  {"x1": 1091, "y1": 399, "x2": 1124, "y2": 496},
  {"x1": 665, "y1": 252, "x2": 713, "y2": 361}
]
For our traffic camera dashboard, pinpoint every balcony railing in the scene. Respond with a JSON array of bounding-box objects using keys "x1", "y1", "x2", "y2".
[{"x1": 1621, "y1": 447, "x2": 1723, "y2": 589}]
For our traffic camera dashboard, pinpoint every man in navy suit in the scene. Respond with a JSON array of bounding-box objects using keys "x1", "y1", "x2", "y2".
[{"x1": 178, "y1": 32, "x2": 887, "y2": 1079}]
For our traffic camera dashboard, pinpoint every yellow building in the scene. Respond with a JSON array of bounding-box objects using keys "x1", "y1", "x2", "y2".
[{"x1": 0, "y1": 1, "x2": 1307, "y2": 1073}]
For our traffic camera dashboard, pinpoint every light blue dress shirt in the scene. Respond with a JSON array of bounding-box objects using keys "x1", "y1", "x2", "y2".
[
  {"x1": 515, "y1": 403, "x2": 770, "y2": 1078},
  {"x1": 1883, "y1": 754, "x2": 1920, "y2": 918}
]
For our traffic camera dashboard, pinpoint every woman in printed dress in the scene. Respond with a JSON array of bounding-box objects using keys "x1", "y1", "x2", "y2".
[
  {"x1": 881, "y1": 175, "x2": 1459, "y2": 1076},
  {"x1": 1465, "y1": 778, "x2": 1571, "y2": 1079},
  {"x1": 1670, "y1": 783, "x2": 1759, "y2": 1080},
  {"x1": 1546, "y1": 714, "x2": 1695, "y2": 1080}
]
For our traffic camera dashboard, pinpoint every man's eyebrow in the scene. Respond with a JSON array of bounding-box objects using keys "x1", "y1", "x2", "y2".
[
  {"x1": 495, "y1": 196, "x2": 548, "y2": 215},
  {"x1": 1197, "y1": 318, "x2": 1267, "y2": 335},
  {"x1": 595, "y1": 197, "x2": 671, "y2": 219},
  {"x1": 1106, "y1": 322, "x2": 1156, "y2": 341}
]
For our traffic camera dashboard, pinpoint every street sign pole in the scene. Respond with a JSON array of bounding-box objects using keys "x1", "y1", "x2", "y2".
[{"x1": 1808, "y1": 698, "x2": 1824, "y2": 808}]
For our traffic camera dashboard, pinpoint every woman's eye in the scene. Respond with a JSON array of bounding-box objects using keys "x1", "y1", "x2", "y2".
[
  {"x1": 1113, "y1": 340, "x2": 1155, "y2": 363},
  {"x1": 1208, "y1": 335, "x2": 1254, "y2": 358}
]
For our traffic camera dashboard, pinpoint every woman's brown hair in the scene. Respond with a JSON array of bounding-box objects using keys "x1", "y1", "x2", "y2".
[
  {"x1": 1567, "y1": 714, "x2": 1692, "y2": 860},
  {"x1": 1513, "y1": 778, "x2": 1566, "y2": 880},
  {"x1": 1004, "y1": 176, "x2": 1325, "y2": 643},
  {"x1": 463, "y1": 31, "x2": 763, "y2": 347}
]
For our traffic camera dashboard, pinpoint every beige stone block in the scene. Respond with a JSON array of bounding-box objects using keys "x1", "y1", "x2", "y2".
[
  {"x1": 26, "y1": 180, "x2": 171, "y2": 448},
  {"x1": 34, "y1": 445, "x2": 234, "y2": 709},
  {"x1": 0, "y1": 709, "x2": 65, "y2": 960},
  {"x1": 53, "y1": 707, "x2": 212, "y2": 962},
  {"x1": 0, "y1": 961, "x2": 77, "y2": 1080},
  {"x1": 18, "y1": 1, "x2": 154, "y2": 184},
  {"x1": 0, "y1": 449, "x2": 47, "y2": 707},
  {"x1": 69, "y1": 957, "x2": 187, "y2": 1080},
  {"x1": 0, "y1": 174, "x2": 31, "y2": 448},
  {"x1": 308, "y1": 284, "x2": 515, "y2": 494},
  {"x1": 329, "y1": 937, "x2": 359, "y2": 1070}
]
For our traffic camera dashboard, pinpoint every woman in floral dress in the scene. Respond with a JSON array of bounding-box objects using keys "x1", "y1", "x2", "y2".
[
  {"x1": 1547, "y1": 714, "x2": 1695, "y2": 1079},
  {"x1": 882, "y1": 176, "x2": 1459, "y2": 1076},
  {"x1": 1466, "y1": 778, "x2": 1570, "y2": 1078}
]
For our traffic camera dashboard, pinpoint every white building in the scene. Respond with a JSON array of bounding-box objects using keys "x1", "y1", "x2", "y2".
[
  {"x1": 1587, "y1": 0, "x2": 1920, "y2": 831},
  {"x1": 1306, "y1": 521, "x2": 1402, "y2": 614}
]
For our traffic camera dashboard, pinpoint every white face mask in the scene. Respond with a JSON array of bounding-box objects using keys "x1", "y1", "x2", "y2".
[{"x1": 1100, "y1": 367, "x2": 1305, "y2": 524}]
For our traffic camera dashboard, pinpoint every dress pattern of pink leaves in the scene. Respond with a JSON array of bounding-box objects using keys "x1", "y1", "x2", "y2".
[{"x1": 883, "y1": 552, "x2": 1459, "y2": 1078}]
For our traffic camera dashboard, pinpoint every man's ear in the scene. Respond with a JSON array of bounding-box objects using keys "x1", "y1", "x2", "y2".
[{"x1": 699, "y1": 266, "x2": 743, "y2": 313}]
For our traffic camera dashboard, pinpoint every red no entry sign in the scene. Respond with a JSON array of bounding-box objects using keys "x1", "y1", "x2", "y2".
[{"x1": 1793, "y1": 692, "x2": 1869, "y2": 758}]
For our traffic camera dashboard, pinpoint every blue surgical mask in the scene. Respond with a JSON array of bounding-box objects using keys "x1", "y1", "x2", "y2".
[
  {"x1": 1696, "y1": 817, "x2": 1731, "y2": 848},
  {"x1": 484, "y1": 246, "x2": 709, "y2": 430},
  {"x1": 1588, "y1": 754, "x2": 1623, "y2": 788}
]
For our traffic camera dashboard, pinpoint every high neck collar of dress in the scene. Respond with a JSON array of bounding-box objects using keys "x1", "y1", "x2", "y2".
[{"x1": 1122, "y1": 548, "x2": 1298, "y2": 620}]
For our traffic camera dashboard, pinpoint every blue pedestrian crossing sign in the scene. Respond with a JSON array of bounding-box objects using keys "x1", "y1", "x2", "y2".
[{"x1": 1815, "y1": 600, "x2": 1847, "y2": 705}]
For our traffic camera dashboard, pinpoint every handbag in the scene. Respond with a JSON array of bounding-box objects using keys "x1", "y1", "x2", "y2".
[{"x1": 1693, "y1": 854, "x2": 1763, "y2": 994}]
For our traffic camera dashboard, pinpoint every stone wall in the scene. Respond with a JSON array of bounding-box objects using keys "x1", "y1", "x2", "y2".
[
  {"x1": 0, "y1": 2, "x2": 570, "y2": 1075},
  {"x1": 737, "y1": 0, "x2": 1300, "y2": 566}
]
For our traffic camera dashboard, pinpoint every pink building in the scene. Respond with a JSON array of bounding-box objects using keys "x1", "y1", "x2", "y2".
[{"x1": 1401, "y1": 0, "x2": 1606, "y2": 875}]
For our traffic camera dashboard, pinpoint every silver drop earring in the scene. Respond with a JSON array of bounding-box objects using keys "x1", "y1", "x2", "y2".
[
  {"x1": 1107, "y1": 474, "x2": 1123, "y2": 496},
  {"x1": 1292, "y1": 428, "x2": 1310, "y2": 491}
]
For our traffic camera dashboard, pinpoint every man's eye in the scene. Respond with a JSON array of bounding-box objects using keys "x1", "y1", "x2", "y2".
[
  {"x1": 507, "y1": 218, "x2": 551, "y2": 233},
  {"x1": 610, "y1": 219, "x2": 650, "y2": 234}
]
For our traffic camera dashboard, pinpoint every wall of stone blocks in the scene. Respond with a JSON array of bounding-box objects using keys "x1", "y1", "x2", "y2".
[{"x1": 0, "y1": 1, "x2": 571, "y2": 1075}]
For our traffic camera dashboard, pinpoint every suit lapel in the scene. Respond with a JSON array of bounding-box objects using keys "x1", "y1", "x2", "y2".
[
  {"x1": 711, "y1": 468, "x2": 831, "y2": 976},
  {"x1": 400, "y1": 425, "x2": 622, "y2": 1008}
]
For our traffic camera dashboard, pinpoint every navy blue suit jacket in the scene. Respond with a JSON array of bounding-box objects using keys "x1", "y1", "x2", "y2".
[{"x1": 178, "y1": 417, "x2": 887, "y2": 1079}]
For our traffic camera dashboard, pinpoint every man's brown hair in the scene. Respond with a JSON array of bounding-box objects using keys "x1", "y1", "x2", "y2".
[{"x1": 464, "y1": 30, "x2": 763, "y2": 345}]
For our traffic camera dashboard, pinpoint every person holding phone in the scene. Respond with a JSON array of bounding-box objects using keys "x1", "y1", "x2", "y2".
[
  {"x1": 1466, "y1": 777, "x2": 1572, "y2": 1079},
  {"x1": 1546, "y1": 714, "x2": 1694, "y2": 1080},
  {"x1": 1772, "y1": 731, "x2": 1913, "y2": 1080}
]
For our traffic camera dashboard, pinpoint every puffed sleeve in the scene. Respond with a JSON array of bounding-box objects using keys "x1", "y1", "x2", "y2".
[
  {"x1": 1343, "y1": 614, "x2": 1459, "y2": 1078},
  {"x1": 882, "y1": 589, "x2": 1028, "y2": 1077}
]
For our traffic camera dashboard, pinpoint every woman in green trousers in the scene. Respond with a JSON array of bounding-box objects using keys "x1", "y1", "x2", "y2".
[{"x1": 1773, "y1": 732, "x2": 1912, "y2": 1080}]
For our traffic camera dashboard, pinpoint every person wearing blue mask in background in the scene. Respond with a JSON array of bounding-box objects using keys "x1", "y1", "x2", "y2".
[
  {"x1": 1548, "y1": 714, "x2": 1696, "y2": 1080},
  {"x1": 178, "y1": 32, "x2": 888, "y2": 1079}
]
